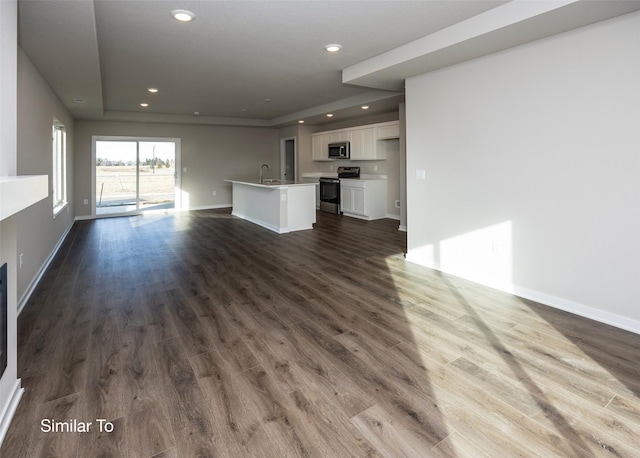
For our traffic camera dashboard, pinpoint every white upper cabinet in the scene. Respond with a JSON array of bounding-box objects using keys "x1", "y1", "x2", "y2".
[
  {"x1": 376, "y1": 122, "x2": 400, "y2": 140},
  {"x1": 329, "y1": 131, "x2": 349, "y2": 143},
  {"x1": 349, "y1": 128, "x2": 376, "y2": 160},
  {"x1": 311, "y1": 133, "x2": 332, "y2": 161}
]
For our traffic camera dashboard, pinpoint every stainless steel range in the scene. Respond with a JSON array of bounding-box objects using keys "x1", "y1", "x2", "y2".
[{"x1": 318, "y1": 166, "x2": 360, "y2": 214}]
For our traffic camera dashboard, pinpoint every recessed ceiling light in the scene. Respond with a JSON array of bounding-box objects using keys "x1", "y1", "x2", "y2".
[
  {"x1": 140, "y1": 102, "x2": 149, "y2": 107},
  {"x1": 324, "y1": 44, "x2": 342, "y2": 53},
  {"x1": 74, "y1": 98, "x2": 85, "y2": 104},
  {"x1": 147, "y1": 88, "x2": 158, "y2": 93},
  {"x1": 326, "y1": 113, "x2": 334, "y2": 118},
  {"x1": 171, "y1": 9, "x2": 195, "y2": 22},
  {"x1": 298, "y1": 120, "x2": 305, "y2": 124},
  {"x1": 264, "y1": 98, "x2": 271, "y2": 102},
  {"x1": 193, "y1": 111, "x2": 200, "y2": 116},
  {"x1": 361, "y1": 105, "x2": 370, "y2": 110}
]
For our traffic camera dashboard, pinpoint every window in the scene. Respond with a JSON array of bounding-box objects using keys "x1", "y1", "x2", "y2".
[{"x1": 52, "y1": 120, "x2": 67, "y2": 216}]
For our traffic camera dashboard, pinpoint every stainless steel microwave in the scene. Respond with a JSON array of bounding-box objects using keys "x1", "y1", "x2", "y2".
[{"x1": 328, "y1": 141, "x2": 350, "y2": 159}]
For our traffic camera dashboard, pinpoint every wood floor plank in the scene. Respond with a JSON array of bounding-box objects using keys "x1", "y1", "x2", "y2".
[
  {"x1": 142, "y1": 289, "x2": 179, "y2": 343},
  {"x1": 351, "y1": 404, "x2": 433, "y2": 457},
  {"x1": 429, "y1": 431, "x2": 488, "y2": 458},
  {"x1": 84, "y1": 313, "x2": 126, "y2": 422},
  {"x1": 187, "y1": 349, "x2": 250, "y2": 457},
  {"x1": 153, "y1": 337, "x2": 220, "y2": 455},
  {"x1": 189, "y1": 294, "x2": 260, "y2": 374},
  {"x1": 35, "y1": 392, "x2": 84, "y2": 458},
  {"x1": 76, "y1": 416, "x2": 127, "y2": 458},
  {"x1": 43, "y1": 314, "x2": 91, "y2": 402},
  {"x1": 161, "y1": 288, "x2": 212, "y2": 357},
  {"x1": 121, "y1": 326, "x2": 176, "y2": 458}
]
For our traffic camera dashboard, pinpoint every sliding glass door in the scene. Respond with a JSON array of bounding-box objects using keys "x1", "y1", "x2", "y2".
[{"x1": 94, "y1": 137, "x2": 180, "y2": 217}]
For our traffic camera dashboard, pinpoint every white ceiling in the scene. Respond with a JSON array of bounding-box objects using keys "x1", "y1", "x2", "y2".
[{"x1": 17, "y1": 0, "x2": 640, "y2": 128}]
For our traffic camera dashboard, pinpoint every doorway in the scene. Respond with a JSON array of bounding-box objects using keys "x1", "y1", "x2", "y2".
[
  {"x1": 281, "y1": 137, "x2": 296, "y2": 181},
  {"x1": 93, "y1": 137, "x2": 181, "y2": 217}
]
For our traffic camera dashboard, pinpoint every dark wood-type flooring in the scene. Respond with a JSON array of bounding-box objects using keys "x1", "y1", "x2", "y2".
[{"x1": 2, "y1": 208, "x2": 640, "y2": 457}]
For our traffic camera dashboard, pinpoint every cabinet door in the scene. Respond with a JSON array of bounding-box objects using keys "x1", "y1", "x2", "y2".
[
  {"x1": 350, "y1": 128, "x2": 377, "y2": 160},
  {"x1": 349, "y1": 130, "x2": 364, "y2": 160},
  {"x1": 360, "y1": 128, "x2": 376, "y2": 159},
  {"x1": 330, "y1": 131, "x2": 349, "y2": 143},
  {"x1": 340, "y1": 187, "x2": 354, "y2": 212},
  {"x1": 352, "y1": 188, "x2": 366, "y2": 215},
  {"x1": 312, "y1": 134, "x2": 331, "y2": 161},
  {"x1": 376, "y1": 123, "x2": 400, "y2": 140}
]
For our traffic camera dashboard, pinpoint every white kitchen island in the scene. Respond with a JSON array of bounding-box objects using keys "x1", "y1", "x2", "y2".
[{"x1": 225, "y1": 179, "x2": 317, "y2": 234}]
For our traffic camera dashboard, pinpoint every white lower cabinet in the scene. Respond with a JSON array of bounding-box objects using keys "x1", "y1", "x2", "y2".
[{"x1": 340, "y1": 179, "x2": 387, "y2": 220}]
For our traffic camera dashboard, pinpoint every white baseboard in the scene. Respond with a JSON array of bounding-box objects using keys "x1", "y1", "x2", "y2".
[
  {"x1": 186, "y1": 204, "x2": 232, "y2": 211},
  {"x1": 512, "y1": 285, "x2": 640, "y2": 335},
  {"x1": 74, "y1": 204, "x2": 234, "y2": 221},
  {"x1": 0, "y1": 379, "x2": 24, "y2": 448},
  {"x1": 405, "y1": 249, "x2": 640, "y2": 336},
  {"x1": 386, "y1": 213, "x2": 400, "y2": 221},
  {"x1": 398, "y1": 225, "x2": 407, "y2": 232},
  {"x1": 18, "y1": 220, "x2": 74, "y2": 315}
]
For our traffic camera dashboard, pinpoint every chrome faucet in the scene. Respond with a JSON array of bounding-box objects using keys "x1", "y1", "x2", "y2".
[{"x1": 259, "y1": 163, "x2": 270, "y2": 183}]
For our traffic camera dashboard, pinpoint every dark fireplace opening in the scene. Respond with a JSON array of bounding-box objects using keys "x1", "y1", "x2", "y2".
[{"x1": 1, "y1": 263, "x2": 7, "y2": 378}]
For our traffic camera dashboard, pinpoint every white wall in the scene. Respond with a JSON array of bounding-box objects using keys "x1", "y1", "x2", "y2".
[
  {"x1": 74, "y1": 121, "x2": 280, "y2": 217},
  {"x1": 405, "y1": 12, "x2": 640, "y2": 333},
  {"x1": 16, "y1": 48, "x2": 75, "y2": 307}
]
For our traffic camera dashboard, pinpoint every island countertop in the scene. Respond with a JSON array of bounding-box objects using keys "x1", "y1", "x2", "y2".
[{"x1": 224, "y1": 179, "x2": 318, "y2": 189}]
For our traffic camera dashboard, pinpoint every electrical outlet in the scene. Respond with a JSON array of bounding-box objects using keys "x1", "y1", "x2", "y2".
[
  {"x1": 20, "y1": 253, "x2": 24, "y2": 269},
  {"x1": 83, "y1": 198, "x2": 88, "y2": 205},
  {"x1": 373, "y1": 165, "x2": 378, "y2": 172},
  {"x1": 395, "y1": 200, "x2": 401, "y2": 208},
  {"x1": 183, "y1": 167, "x2": 187, "y2": 173},
  {"x1": 212, "y1": 191, "x2": 217, "y2": 196}
]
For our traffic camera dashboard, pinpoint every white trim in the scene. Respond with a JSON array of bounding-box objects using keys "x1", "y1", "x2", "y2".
[
  {"x1": 17, "y1": 219, "x2": 74, "y2": 315},
  {"x1": 186, "y1": 204, "x2": 232, "y2": 211},
  {"x1": 398, "y1": 225, "x2": 407, "y2": 232},
  {"x1": 0, "y1": 379, "x2": 24, "y2": 448},
  {"x1": 405, "y1": 249, "x2": 640, "y2": 336},
  {"x1": 386, "y1": 213, "x2": 400, "y2": 220},
  {"x1": 512, "y1": 285, "x2": 640, "y2": 336},
  {"x1": 52, "y1": 201, "x2": 68, "y2": 219},
  {"x1": 74, "y1": 204, "x2": 233, "y2": 221}
]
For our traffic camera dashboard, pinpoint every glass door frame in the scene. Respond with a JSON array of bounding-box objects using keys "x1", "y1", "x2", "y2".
[{"x1": 91, "y1": 135, "x2": 182, "y2": 218}]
